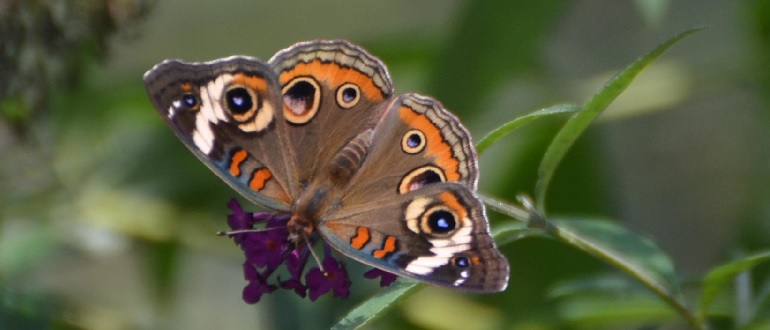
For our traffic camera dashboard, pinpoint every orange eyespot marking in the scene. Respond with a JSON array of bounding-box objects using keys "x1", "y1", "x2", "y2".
[
  {"x1": 279, "y1": 61, "x2": 387, "y2": 102},
  {"x1": 438, "y1": 191, "x2": 467, "y2": 220},
  {"x1": 373, "y1": 236, "x2": 397, "y2": 259},
  {"x1": 399, "y1": 107, "x2": 460, "y2": 181},
  {"x1": 249, "y1": 168, "x2": 272, "y2": 191},
  {"x1": 230, "y1": 73, "x2": 269, "y2": 93},
  {"x1": 229, "y1": 149, "x2": 248, "y2": 177},
  {"x1": 181, "y1": 83, "x2": 194, "y2": 92},
  {"x1": 350, "y1": 227, "x2": 371, "y2": 250}
]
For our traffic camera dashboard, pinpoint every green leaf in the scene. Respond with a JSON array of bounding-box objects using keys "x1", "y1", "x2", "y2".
[
  {"x1": 558, "y1": 294, "x2": 677, "y2": 328},
  {"x1": 549, "y1": 273, "x2": 650, "y2": 299},
  {"x1": 550, "y1": 218, "x2": 703, "y2": 329},
  {"x1": 535, "y1": 28, "x2": 704, "y2": 209},
  {"x1": 699, "y1": 250, "x2": 770, "y2": 319},
  {"x1": 491, "y1": 222, "x2": 542, "y2": 246},
  {"x1": 552, "y1": 219, "x2": 681, "y2": 296},
  {"x1": 331, "y1": 280, "x2": 421, "y2": 330},
  {"x1": 475, "y1": 104, "x2": 582, "y2": 155},
  {"x1": 554, "y1": 288, "x2": 677, "y2": 328},
  {"x1": 550, "y1": 273, "x2": 678, "y2": 327}
]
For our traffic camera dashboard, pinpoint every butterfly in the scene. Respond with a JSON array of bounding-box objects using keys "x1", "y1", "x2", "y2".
[{"x1": 143, "y1": 40, "x2": 509, "y2": 292}]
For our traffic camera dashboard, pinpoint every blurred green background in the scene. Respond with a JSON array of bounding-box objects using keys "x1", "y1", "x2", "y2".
[{"x1": 1, "y1": 0, "x2": 768, "y2": 329}]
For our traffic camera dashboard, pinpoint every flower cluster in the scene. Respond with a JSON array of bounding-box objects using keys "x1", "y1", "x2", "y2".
[{"x1": 224, "y1": 199, "x2": 398, "y2": 303}]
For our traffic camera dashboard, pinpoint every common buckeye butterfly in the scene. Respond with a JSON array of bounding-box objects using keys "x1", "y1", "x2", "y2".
[{"x1": 143, "y1": 40, "x2": 509, "y2": 292}]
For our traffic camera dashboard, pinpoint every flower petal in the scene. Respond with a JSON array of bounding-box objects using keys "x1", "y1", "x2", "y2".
[
  {"x1": 242, "y1": 272, "x2": 276, "y2": 304},
  {"x1": 363, "y1": 268, "x2": 398, "y2": 287},
  {"x1": 305, "y1": 267, "x2": 331, "y2": 301}
]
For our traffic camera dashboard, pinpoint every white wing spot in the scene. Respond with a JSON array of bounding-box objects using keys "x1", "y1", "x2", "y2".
[
  {"x1": 405, "y1": 256, "x2": 450, "y2": 275},
  {"x1": 192, "y1": 112, "x2": 215, "y2": 154},
  {"x1": 453, "y1": 270, "x2": 469, "y2": 286},
  {"x1": 404, "y1": 198, "x2": 431, "y2": 234}
]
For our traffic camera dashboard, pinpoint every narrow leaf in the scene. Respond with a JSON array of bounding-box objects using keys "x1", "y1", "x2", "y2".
[
  {"x1": 699, "y1": 250, "x2": 770, "y2": 319},
  {"x1": 479, "y1": 193, "x2": 531, "y2": 222},
  {"x1": 555, "y1": 291, "x2": 677, "y2": 328},
  {"x1": 475, "y1": 104, "x2": 581, "y2": 155},
  {"x1": 550, "y1": 218, "x2": 703, "y2": 329},
  {"x1": 331, "y1": 280, "x2": 421, "y2": 330},
  {"x1": 535, "y1": 28, "x2": 704, "y2": 209},
  {"x1": 491, "y1": 222, "x2": 542, "y2": 246}
]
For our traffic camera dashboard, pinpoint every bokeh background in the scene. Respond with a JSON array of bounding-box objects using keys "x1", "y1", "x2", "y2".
[{"x1": 1, "y1": 0, "x2": 768, "y2": 329}]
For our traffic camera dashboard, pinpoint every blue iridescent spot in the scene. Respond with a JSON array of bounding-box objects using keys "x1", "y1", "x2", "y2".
[
  {"x1": 182, "y1": 93, "x2": 197, "y2": 107},
  {"x1": 427, "y1": 210, "x2": 455, "y2": 234},
  {"x1": 226, "y1": 87, "x2": 253, "y2": 114},
  {"x1": 342, "y1": 87, "x2": 357, "y2": 103},
  {"x1": 407, "y1": 133, "x2": 421, "y2": 148},
  {"x1": 454, "y1": 256, "x2": 470, "y2": 268}
]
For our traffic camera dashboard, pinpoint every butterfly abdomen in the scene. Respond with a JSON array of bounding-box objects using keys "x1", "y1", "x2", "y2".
[{"x1": 328, "y1": 129, "x2": 374, "y2": 185}]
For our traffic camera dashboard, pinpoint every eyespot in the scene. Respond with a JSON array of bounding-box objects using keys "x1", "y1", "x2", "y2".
[
  {"x1": 224, "y1": 86, "x2": 257, "y2": 115},
  {"x1": 420, "y1": 206, "x2": 457, "y2": 235},
  {"x1": 220, "y1": 84, "x2": 273, "y2": 133},
  {"x1": 182, "y1": 93, "x2": 198, "y2": 107},
  {"x1": 282, "y1": 77, "x2": 321, "y2": 124},
  {"x1": 173, "y1": 93, "x2": 200, "y2": 110},
  {"x1": 452, "y1": 256, "x2": 470, "y2": 268},
  {"x1": 398, "y1": 166, "x2": 445, "y2": 194},
  {"x1": 401, "y1": 129, "x2": 426, "y2": 154},
  {"x1": 428, "y1": 210, "x2": 455, "y2": 233},
  {"x1": 336, "y1": 83, "x2": 361, "y2": 109}
]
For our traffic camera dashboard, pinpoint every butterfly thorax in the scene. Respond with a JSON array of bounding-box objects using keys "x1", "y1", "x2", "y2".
[
  {"x1": 287, "y1": 183, "x2": 333, "y2": 244},
  {"x1": 287, "y1": 129, "x2": 373, "y2": 244}
]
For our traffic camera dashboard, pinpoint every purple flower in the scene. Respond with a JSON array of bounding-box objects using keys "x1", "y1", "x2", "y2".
[
  {"x1": 363, "y1": 268, "x2": 398, "y2": 287},
  {"x1": 280, "y1": 278, "x2": 307, "y2": 298},
  {"x1": 223, "y1": 199, "x2": 398, "y2": 303},
  {"x1": 279, "y1": 249, "x2": 309, "y2": 297},
  {"x1": 306, "y1": 256, "x2": 351, "y2": 301},
  {"x1": 226, "y1": 199, "x2": 272, "y2": 243},
  {"x1": 226, "y1": 199, "x2": 250, "y2": 243},
  {"x1": 241, "y1": 226, "x2": 288, "y2": 269},
  {"x1": 242, "y1": 263, "x2": 276, "y2": 304}
]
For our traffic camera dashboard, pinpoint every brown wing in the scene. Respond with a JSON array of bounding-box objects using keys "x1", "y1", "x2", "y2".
[
  {"x1": 268, "y1": 40, "x2": 394, "y2": 192},
  {"x1": 144, "y1": 57, "x2": 294, "y2": 211},
  {"x1": 320, "y1": 182, "x2": 509, "y2": 292},
  {"x1": 341, "y1": 93, "x2": 479, "y2": 206}
]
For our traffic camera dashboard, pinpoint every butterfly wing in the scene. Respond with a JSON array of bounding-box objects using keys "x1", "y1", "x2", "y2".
[
  {"x1": 267, "y1": 40, "x2": 394, "y2": 191},
  {"x1": 144, "y1": 57, "x2": 294, "y2": 211},
  {"x1": 321, "y1": 182, "x2": 509, "y2": 292},
  {"x1": 342, "y1": 93, "x2": 479, "y2": 200},
  {"x1": 320, "y1": 93, "x2": 508, "y2": 292}
]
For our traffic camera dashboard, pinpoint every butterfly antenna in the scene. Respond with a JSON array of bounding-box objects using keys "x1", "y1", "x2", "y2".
[
  {"x1": 304, "y1": 238, "x2": 325, "y2": 273},
  {"x1": 216, "y1": 226, "x2": 284, "y2": 236}
]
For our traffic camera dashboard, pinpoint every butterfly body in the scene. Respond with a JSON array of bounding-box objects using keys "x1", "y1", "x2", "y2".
[{"x1": 144, "y1": 40, "x2": 509, "y2": 292}]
